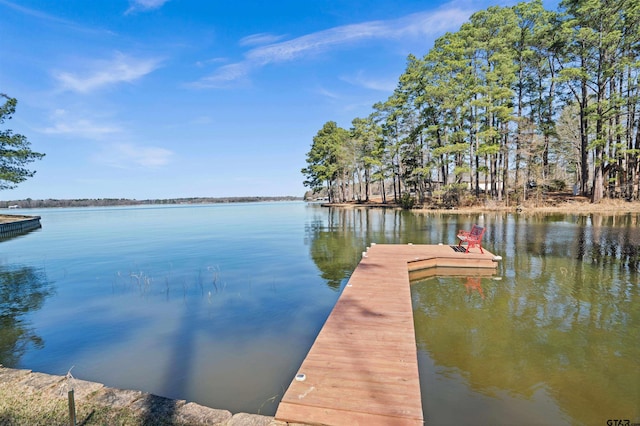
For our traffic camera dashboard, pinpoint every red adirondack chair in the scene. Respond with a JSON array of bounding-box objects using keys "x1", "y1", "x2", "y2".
[{"x1": 457, "y1": 224, "x2": 485, "y2": 253}]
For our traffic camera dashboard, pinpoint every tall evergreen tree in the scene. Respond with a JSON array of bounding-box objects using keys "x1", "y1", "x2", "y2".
[
  {"x1": 302, "y1": 121, "x2": 349, "y2": 202},
  {"x1": 301, "y1": 0, "x2": 640, "y2": 204}
]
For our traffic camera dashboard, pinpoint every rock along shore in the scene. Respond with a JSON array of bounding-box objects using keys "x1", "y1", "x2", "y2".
[{"x1": 0, "y1": 366, "x2": 299, "y2": 426}]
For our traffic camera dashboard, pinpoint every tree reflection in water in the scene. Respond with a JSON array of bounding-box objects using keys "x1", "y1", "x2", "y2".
[
  {"x1": 0, "y1": 265, "x2": 54, "y2": 367},
  {"x1": 306, "y1": 207, "x2": 431, "y2": 290},
  {"x1": 412, "y1": 213, "x2": 640, "y2": 425},
  {"x1": 305, "y1": 208, "x2": 372, "y2": 290}
]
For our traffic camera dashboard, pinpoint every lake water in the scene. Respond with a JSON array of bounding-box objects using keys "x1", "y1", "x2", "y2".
[{"x1": 1, "y1": 202, "x2": 638, "y2": 424}]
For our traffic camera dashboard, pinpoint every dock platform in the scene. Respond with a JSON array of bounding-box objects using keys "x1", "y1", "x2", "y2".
[
  {"x1": 0, "y1": 214, "x2": 41, "y2": 240},
  {"x1": 275, "y1": 243, "x2": 499, "y2": 426}
]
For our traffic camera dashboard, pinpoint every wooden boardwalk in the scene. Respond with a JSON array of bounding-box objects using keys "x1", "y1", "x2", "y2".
[{"x1": 276, "y1": 243, "x2": 499, "y2": 426}]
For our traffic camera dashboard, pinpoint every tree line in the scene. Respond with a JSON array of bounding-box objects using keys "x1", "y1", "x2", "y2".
[{"x1": 302, "y1": 0, "x2": 640, "y2": 206}]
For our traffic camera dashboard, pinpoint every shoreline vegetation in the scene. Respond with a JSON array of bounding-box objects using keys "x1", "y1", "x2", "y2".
[
  {"x1": 317, "y1": 194, "x2": 640, "y2": 215},
  {"x1": 1, "y1": 193, "x2": 638, "y2": 215}
]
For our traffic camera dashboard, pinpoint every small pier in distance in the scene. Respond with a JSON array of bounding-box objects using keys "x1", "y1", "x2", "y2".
[{"x1": 276, "y1": 243, "x2": 499, "y2": 426}]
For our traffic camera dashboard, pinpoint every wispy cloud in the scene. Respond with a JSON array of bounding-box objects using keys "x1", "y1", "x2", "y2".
[
  {"x1": 239, "y1": 33, "x2": 287, "y2": 47},
  {"x1": 341, "y1": 71, "x2": 398, "y2": 92},
  {"x1": 192, "y1": 2, "x2": 473, "y2": 89},
  {"x1": 125, "y1": 0, "x2": 170, "y2": 15},
  {"x1": 0, "y1": 0, "x2": 75, "y2": 25},
  {"x1": 192, "y1": 62, "x2": 253, "y2": 88},
  {"x1": 0, "y1": 0, "x2": 114, "y2": 35},
  {"x1": 42, "y1": 109, "x2": 173, "y2": 168},
  {"x1": 194, "y1": 57, "x2": 227, "y2": 68},
  {"x1": 54, "y1": 52, "x2": 162, "y2": 93},
  {"x1": 190, "y1": 115, "x2": 213, "y2": 125},
  {"x1": 314, "y1": 87, "x2": 342, "y2": 100},
  {"x1": 244, "y1": 21, "x2": 387, "y2": 66},
  {"x1": 95, "y1": 143, "x2": 174, "y2": 168},
  {"x1": 41, "y1": 109, "x2": 121, "y2": 139}
]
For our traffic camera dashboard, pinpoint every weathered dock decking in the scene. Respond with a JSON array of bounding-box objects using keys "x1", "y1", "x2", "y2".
[{"x1": 276, "y1": 243, "x2": 499, "y2": 426}]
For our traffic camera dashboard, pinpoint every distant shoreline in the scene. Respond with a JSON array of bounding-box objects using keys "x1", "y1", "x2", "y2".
[
  {"x1": 3, "y1": 195, "x2": 638, "y2": 214},
  {"x1": 0, "y1": 196, "x2": 302, "y2": 209}
]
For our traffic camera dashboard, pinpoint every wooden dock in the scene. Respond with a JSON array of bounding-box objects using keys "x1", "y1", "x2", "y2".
[
  {"x1": 0, "y1": 214, "x2": 41, "y2": 239},
  {"x1": 276, "y1": 243, "x2": 499, "y2": 426}
]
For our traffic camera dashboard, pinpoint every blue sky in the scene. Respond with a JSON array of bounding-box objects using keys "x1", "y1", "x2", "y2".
[{"x1": 1, "y1": 0, "x2": 556, "y2": 200}]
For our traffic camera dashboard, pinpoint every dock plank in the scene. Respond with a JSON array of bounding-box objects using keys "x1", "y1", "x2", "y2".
[{"x1": 276, "y1": 243, "x2": 498, "y2": 426}]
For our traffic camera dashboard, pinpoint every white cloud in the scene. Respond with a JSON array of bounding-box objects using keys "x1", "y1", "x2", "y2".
[
  {"x1": 42, "y1": 120, "x2": 120, "y2": 138},
  {"x1": 245, "y1": 21, "x2": 387, "y2": 65},
  {"x1": 341, "y1": 71, "x2": 398, "y2": 92},
  {"x1": 193, "y1": 2, "x2": 473, "y2": 88},
  {"x1": 41, "y1": 110, "x2": 173, "y2": 168},
  {"x1": 54, "y1": 52, "x2": 161, "y2": 93},
  {"x1": 96, "y1": 143, "x2": 174, "y2": 168},
  {"x1": 125, "y1": 0, "x2": 170, "y2": 15},
  {"x1": 0, "y1": 0, "x2": 114, "y2": 35},
  {"x1": 190, "y1": 63, "x2": 252, "y2": 89},
  {"x1": 314, "y1": 87, "x2": 341, "y2": 100},
  {"x1": 190, "y1": 116, "x2": 213, "y2": 125},
  {"x1": 194, "y1": 57, "x2": 227, "y2": 68},
  {"x1": 41, "y1": 109, "x2": 121, "y2": 139},
  {"x1": 239, "y1": 33, "x2": 287, "y2": 47}
]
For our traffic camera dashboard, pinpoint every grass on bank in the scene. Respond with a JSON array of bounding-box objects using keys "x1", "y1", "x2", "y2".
[{"x1": 0, "y1": 384, "x2": 187, "y2": 426}]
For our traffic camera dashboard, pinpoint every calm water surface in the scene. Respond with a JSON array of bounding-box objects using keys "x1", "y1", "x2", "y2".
[{"x1": 1, "y1": 202, "x2": 638, "y2": 424}]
